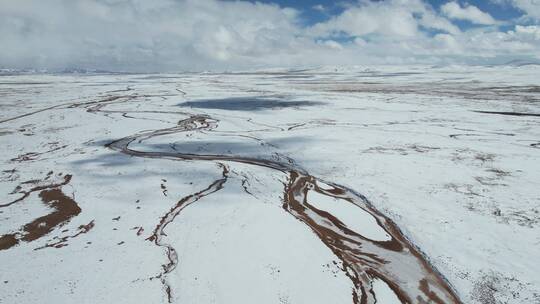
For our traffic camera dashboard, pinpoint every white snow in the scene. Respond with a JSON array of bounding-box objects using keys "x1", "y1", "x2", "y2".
[
  {"x1": 306, "y1": 189, "x2": 392, "y2": 242},
  {"x1": 0, "y1": 65, "x2": 539, "y2": 303}
]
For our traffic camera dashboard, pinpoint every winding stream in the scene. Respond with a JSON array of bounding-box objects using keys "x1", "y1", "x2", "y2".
[
  {"x1": 1, "y1": 90, "x2": 463, "y2": 303},
  {"x1": 105, "y1": 110, "x2": 462, "y2": 304}
]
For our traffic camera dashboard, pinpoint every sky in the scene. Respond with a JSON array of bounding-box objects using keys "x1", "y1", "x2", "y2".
[{"x1": 1, "y1": 0, "x2": 540, "y2": 72}]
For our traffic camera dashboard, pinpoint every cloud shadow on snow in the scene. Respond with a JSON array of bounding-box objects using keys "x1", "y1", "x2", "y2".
[{"x1": 177, "y1": 96, "x2": 325, "y2": 111}]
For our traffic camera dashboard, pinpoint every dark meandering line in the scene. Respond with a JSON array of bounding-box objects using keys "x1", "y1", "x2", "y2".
[
  {"x1": 1, "y1": 88, "x2": 463, "y2": 303},
  {"x1": 105, "y1": 112, "x2": 462, "y2": 304},
  {"x1": 472, "y1": 110, "x2": 540, "y2": 117}
]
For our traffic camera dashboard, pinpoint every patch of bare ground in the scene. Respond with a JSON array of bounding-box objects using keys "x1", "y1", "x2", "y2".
[
  {"x1": 442, "y1": 164, "x2": 539, "y2": 227},
  {"x1": 475, "y1": 168, "x2": 511, "y2": 186},
  {"x1": 461, "y1": 197, "x2": 540, "y2": 228},
  {"x1": 363, "y1": 144, "x2": 440, "y2": 155},
  {"x1": 10, "y1": 142, "x2": 67, "y2": 162},
  {"x1": 302, "y1": 82, "x2": 540, "y2": 104},
  {"x1": 501, "y1": 207, "x2": 540, "y2": 228},
  {"x1": 444, "y1": 183, "x2": 482, "y2": 197},
  {"x1": 0, "y1": 169, "x2": 19, "y2": 182},
  {"x1": 0, "y1": 172, "x2": 83, "y2": 250},
  {"x1": 471, "y1": 271, "x2": 540, "y2": 304},
  {"x1": 451, "y1": 149, "x2": 496, "y2": 166}
]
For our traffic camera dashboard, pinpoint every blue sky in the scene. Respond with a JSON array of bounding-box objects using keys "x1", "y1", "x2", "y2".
[
  {"x1": 246, "y1": 0, "x2": 525, "y2": 26},
  {"x1": 1, "y1": 0, "x2": 539, "y2": 71}
]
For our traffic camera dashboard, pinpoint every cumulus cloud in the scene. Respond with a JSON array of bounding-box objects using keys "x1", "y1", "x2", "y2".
[
  {"x1": 312, "y1": 4, "x2": 326, "y2": 12},
  {"x1": 515, "y1": 24, "x2": 540, "y2": 39},
  {"x1": 0, "y1": 0, "x2": 304, "y2": 71},
  {"x1": 0, "y1": 0, "x2": 539, "y2": 71},
  {"x1": 491, "y1": 0, "x2": 540, "y2": 21},
  {"x1": 494, "y1": 0, "x2": 540, "y2": 19},
  {"x1": 309, "y1": 0, "x2": 459, "y2": 38},
  {"x1": 441, "y1": 1, "x2": 497, "y2": 25}
]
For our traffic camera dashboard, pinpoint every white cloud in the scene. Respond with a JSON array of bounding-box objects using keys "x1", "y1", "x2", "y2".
[
  {"x1": 434, "y1": 33, "x2": 462, "y2": 52},
  {"x1": 493, "y1": 0, "x2": 540, "y2": 19},
  {"x1": 312, "y1": 4, "x2": 326, "y2": 12},
  {"x1": 319, "y1": 40, "x2": 343, "y2": 50},
  {"x1": 441, "y1": 1, "x2": 497, "y2": 25},
  {"x1": 0, "y1": 0, "x2": 538, "y2": 71},
  {"x1": 0, "y1": 0, "x2": 303, "y2": 71},
  {"x1": 309, "y1": 0, "x2": 459, "y2": 38},
  {"x1": 515, "y1": 24, "x2": 540, "y2": 39},
  {"x1": 433, "y1": 25, "x2": 540, "y2": 60}
]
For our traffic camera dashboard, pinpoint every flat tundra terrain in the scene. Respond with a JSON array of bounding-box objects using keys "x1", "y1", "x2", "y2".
[{"x1": 1, "y1": 66, "x2": 539, "y2": 304}]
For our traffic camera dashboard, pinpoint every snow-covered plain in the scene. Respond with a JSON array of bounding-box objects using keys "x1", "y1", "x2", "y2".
[{"x1": 1, "y1": 65, "x2": 539, "y2": 304}]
